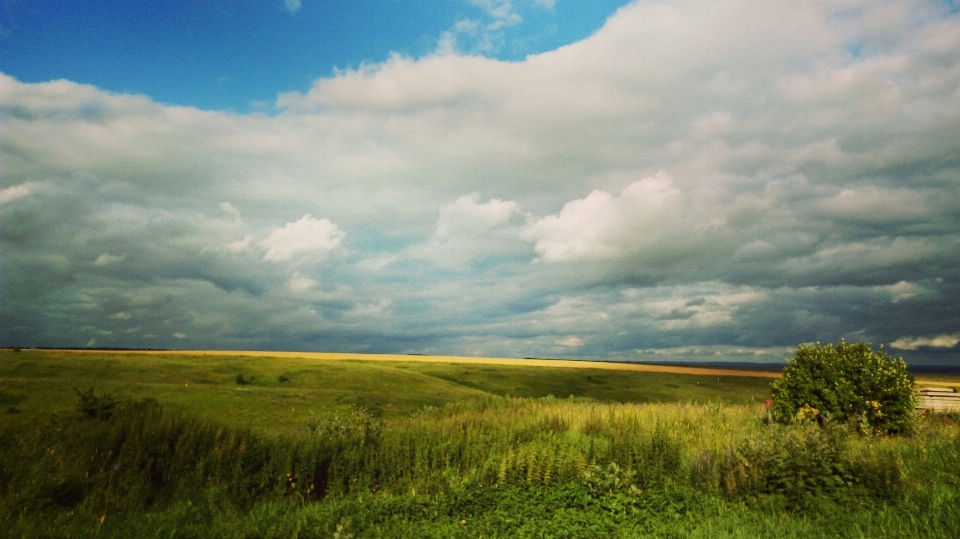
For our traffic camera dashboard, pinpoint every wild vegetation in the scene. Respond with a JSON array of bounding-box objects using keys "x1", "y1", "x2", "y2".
[
  {"x1": 772, "y1": 341, "x2": 917, "y2": 434},
  {"x1": 1, "y1": 349, "x2": 959, "y2": 538}
]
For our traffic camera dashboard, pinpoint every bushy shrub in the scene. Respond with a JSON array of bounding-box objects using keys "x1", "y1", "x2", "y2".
[{"x1": 771, "y1": 341, "x2": 916, "y2": 434}]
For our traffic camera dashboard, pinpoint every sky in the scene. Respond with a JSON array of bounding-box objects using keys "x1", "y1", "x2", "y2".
[{"x1": 1, "y1": 0, "x2": 959, "y2": 366}]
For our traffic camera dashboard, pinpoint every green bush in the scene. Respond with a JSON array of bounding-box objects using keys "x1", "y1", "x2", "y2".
[{"x1": 771, "y1": 341, "x2": 916, "y2": 434}]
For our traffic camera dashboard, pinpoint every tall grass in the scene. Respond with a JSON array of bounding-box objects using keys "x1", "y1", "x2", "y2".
[{"x1": 2, "y1": 391, "x2": 959, "y2": 538}]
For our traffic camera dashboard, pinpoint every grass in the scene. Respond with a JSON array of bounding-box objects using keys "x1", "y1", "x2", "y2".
[
  {"x1": 385, "y1": 361, "x2": 773, "y2": 404},
  {"x1": 2, "y1": 349, "x2": 959, "y2": 538},
  {"x1": 0, "y1": 349, "x2": 775, "y2": 429}
]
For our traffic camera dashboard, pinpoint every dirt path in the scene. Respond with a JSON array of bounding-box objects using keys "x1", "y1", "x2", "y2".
[{"x1": 55, "y1": 349, "x2": 783, "y2": 379}]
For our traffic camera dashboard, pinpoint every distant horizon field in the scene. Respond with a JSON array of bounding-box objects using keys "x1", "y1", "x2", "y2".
[
  {"x1": 10, "y1": 346, "x2": 958, "y2": 379},
  {"x1": 1, "y1": 348, "x2": 783, "y2": 432},
  {"x1": 11, "y1": 347, "x2": 785, "y2": 378},
  {"x1": 9, "y1": 346, "x2": 957, "y2": 373},
  {"x1": 2, "y1": 349, "x2": 956, "y2": 432}
]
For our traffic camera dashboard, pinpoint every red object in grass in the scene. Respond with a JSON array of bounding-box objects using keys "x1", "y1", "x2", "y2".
[{"x1": 762, "y1": 399, "x2": 774, "y2": 409}]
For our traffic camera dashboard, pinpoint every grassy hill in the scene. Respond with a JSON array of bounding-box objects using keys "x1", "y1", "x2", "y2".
[
  {"x1": 0, "y1": 349, "x2": 775, "y2": 430},
  {"x1": 2, "y1": 349, "x2": 959, "y2": 538}
]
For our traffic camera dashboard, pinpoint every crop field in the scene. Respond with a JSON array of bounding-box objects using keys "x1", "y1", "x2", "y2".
[{"x1": 2, "y1": 349, "x2": 959, "y2": 538}]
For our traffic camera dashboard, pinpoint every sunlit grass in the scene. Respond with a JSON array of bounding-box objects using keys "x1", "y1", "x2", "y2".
[
  {"x1": 2, "y1": 349, "x2": 959, "y2": 537},
  {"x1": 0, "y1": 349, "x2": 775, "y2": 430}
]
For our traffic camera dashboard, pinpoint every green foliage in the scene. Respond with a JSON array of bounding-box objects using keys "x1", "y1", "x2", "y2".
[
  {"x1": 303, "y1": 406, "x2": 384, "y2": 448},
  {"x1": 771, "y1": 341, "x2": 917, "y2": 434},
  {"x1": 703, "y1": 422, "x2": 906, "y2": 510},
  {"x1": 1, "y1": 391, "x2": 959, "y2": 538},
  {"x1": 3, "y1": 350, "x2": 959, "y2": 537}
]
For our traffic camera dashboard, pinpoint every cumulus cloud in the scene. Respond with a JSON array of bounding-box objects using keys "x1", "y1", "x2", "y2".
[
  {"x1": 260, "y1": 215, "x2": 345, "y2": 262},
  {"x1": 524, "y1": 172, "x2": 690, "y2": 262},
  {"x1": 435, "y1": 194, "x2": 520, "y2": 239},
  {"x1": 401, "y1": 193, "x2": 527, "y2": 268},
  {"x1": 2, "y1": 1, "x2": 960, "y2": 364}
]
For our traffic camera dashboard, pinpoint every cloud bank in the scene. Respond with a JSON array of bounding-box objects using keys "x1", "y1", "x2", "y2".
[{"x1": 2, "y1": 0, "x2": 959, "y2": 365}]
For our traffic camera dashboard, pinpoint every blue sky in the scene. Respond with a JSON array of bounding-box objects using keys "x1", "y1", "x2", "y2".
[
  {"x1": 2, "y1": 0, "x2": 960, "y2": 366},
  {"x1": 1, "y1": 0, "x2": 628, "y2": 111}
]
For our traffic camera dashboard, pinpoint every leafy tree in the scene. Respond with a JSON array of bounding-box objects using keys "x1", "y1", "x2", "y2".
[{"x1": 771, "y1": 341, "x2": 916, "y2": 434}]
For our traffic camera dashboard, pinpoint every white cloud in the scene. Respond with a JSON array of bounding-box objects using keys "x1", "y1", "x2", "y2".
[
  {"x1": 0, "y1": 182, "x2": 38, "y2": 204},
  {"x1": 3, "y1": 1, "x2": 960, "y2": 361},
  {"x1": 890, "y1": 335, "x2": 960, "y2": 350},
  {"x1": 402, "y1": 194, "x2": 527, "y2": 268},
  {"x1": 524, "y1": 172, "x2": 689, "y2": 262},
  {"x1": 817, "y1": 187, "x2": 931, "y2": 223},
  {"x1": 288, "y1": 271, "x2": 317, "y2": 292},
  {"x1": 435, "y1": 193, "x2": 520, "y2": 239},
  {"x1": 219, "y1": 201, "x2": 242, "y2": 220},
  {"x1": 689, "y1": 111, "x2": 735, "y2": 140},
  {"x1": 556, "y1": 336, "x2": 583, "y2": 348},
  {"x1": 283, "y1": 0, "x2": 301, "y2": 15},
  {"x1": 225, "y1": 234, "x2": 253, "y2": 254},
  {"x1": 875, "y1": 280, "x2": 929, "y2": 303},
  {"x1": 94, "y1": 253, "x2": 126, "y2": 267},
  {"x1": 469, "y1": 0, "x2": 522, "y2": 29},
  {"x1": 355, "y1": 254, "x2": 399, "y2": 272},
  {"x1": 645, "y1": 288, "x2": 767, "y2": 330},
  {"x1": 783, "y1": 237, "x2": 947, "y2": 276},
  {"x1": 260, "y1": 215, "x2": 345, "y2": 262},
  {"x1": 346, "y1": 298, "x2": 391, "y2": 318},
  {"x1": 276, "y1": 53, "x2": 502, "y2": 112}
]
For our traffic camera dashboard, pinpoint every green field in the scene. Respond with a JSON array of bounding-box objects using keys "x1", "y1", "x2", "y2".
[
  {"x1": 0, "y1": 349, "x2": 775, "y2": 430},
  {"x1": 2, "y1": 349, "x2": 959, "y2": 538}
]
